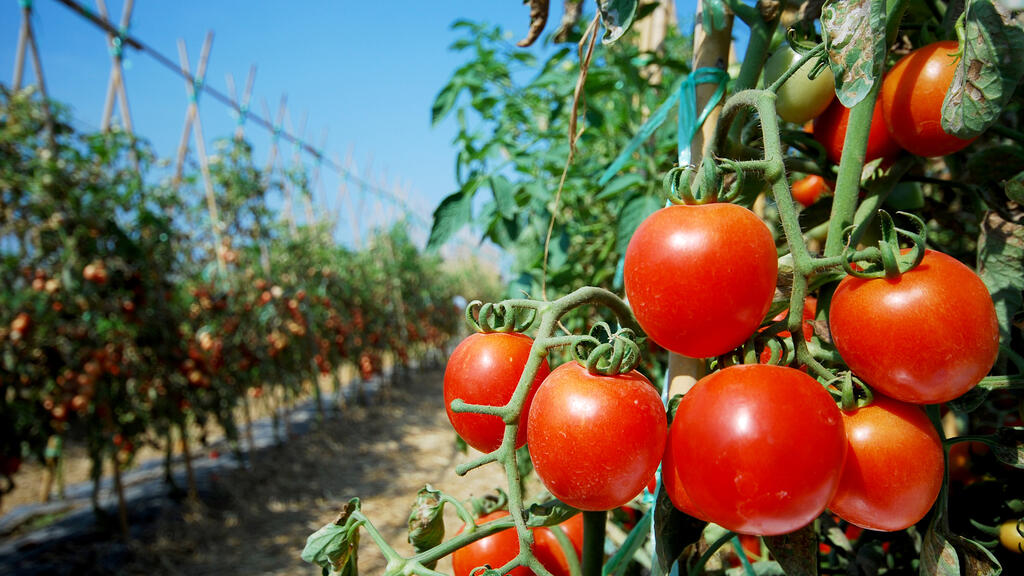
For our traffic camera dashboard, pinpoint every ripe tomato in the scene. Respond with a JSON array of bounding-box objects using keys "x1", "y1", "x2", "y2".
[
  {"x1": 764, "y1": 46, "x2": 836, "y2": 125},
  {"x1": 829, "y1": 249, "x2": 998, "y2": 404},
  {"x1": 813, "y1": 95, "x2": 903, "y2": 166},
  {"x1": 880, "y1": 41, "x2": 976, "y2": 157},
  {"x1": 790, "y1": 174, "x2": 831, "y2": 207},
  {"x1": 669, "y1": 364, "x2": 846, "y2": 535},
  {"x1": 828, "y1": 395, "x2": 944, "y2": 531},
  {"x1": 451, "y1": 511, "x2": 583, "y2": 576},
  {"x1": 662, "y1": 401, "x2": 708, "y2": 520},
  {"x1": 444, "y1": 332, "x2": 550, "y2": 453},
  {"x1": 527, "y1": 362, "x2": 667, "y2": 511},
  {"x1": 624, "y1": 203, "x2": 777, "y2": 358}
]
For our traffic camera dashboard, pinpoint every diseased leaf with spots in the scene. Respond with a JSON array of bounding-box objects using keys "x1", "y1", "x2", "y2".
[
  {"x1": 763, "y1": 522, "x2": 818, "y2": 576},
  {"x1": 942, "y1": 0, "x2": 1024, "y2": 138},
  {"x1": 598, "y1": 0, "x2": 639, "y2": 45},
  {"x1": 977, "y1": 208, "x2": 1024, "y2": 359},
  {"x1": 821, "y1": 0, "x2": 886, "y2": 107}
]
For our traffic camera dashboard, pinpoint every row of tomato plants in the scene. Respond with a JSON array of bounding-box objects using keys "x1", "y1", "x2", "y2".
[{"x1": 0, "y1": 87, "x2": 471, "y2": 520}]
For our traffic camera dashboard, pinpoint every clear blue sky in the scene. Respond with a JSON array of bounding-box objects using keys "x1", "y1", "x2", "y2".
[{"x1": 1, "y1": 1, "x2": 724, "y2": 250}]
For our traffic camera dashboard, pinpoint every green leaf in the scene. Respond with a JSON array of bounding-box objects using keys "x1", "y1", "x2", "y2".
[
  {"x1": 596, "y1": 173, "x2": 646, "y2": 201},
  {"x1": 942, "y1": 0, "x2": 1024, "y2": 138},
  {"x1": 977, "y1": 209, "x2": 1024, "y2": 357},
  {"x1": 302, "y1": 499, "x2": 362, "y2": 575},
  {"x1": 763, "y1": 523, "x2": 818, "y2": 576},
  {"x1": 598, "y1": 0, "x2": 639, "y2": 45},
  {"x1": 1006, "y1": 171, "x2": 1024, "y2": 204},
  {"x1": 426, "y1": 189, "x2": 474, "y2": 251},
  {"x1": 407, "y1": 486, "x2": 446, "y2": 565},
  {"x1": 653, "y1": 482, "x2": 706, "y2": 573},
  {"x1": 431, "y1": 80, "x2": 462, "y2": 126},
  {"x1": 526, "y1": 500, "x2": 579, "y2": 528},
  {"x1": 616, "y1": 194, "x2": 662, "y2": 255},
  {"x1": 992, "y1": 427, "x2": 1024, "y2": 469},
  {"x1": 821, "y1": 0, "x2": 886, "y2": 107},
  {"x1": 547, "y1": 231, "x2": 571, "y2": 272},
  {"x1": 490, "y1": 174, "x2": 516, "y2": 219}
]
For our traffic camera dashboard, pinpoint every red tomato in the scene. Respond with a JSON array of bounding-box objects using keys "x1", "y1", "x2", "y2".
[
  {"x1": 880, "y1": 41, "x2": 976, "y2": 157},
  {"x1": 527, "y1": 362, "x2": 667, "y2": 511},
  {"x1": 813, "y1": 95, "x2": 903, "y2": 166},
  {"x1": 790, "y1": 174, "x2": 831, "y2": 207},
  {"x1": 669, "y1": 365, "x2": 847, "y2": 535},
  {"x1": 662, "y1": 402, "x2": 708, "y2": 520},
  {"x1": 828, "y1": 395, "x2": 944, "y2": 531},
  {"x1": 829, "y1": 249, "x2": 998, "y2": 404},
  {"x1": 452, "y1": 511, "x2": 583, "y2": 576},
  {"x1": 624, "y1": 203, "x2": 778, "y2": 358},
  {"x1": 444, "y1": 332, "x2": 550, "y2": 453}
]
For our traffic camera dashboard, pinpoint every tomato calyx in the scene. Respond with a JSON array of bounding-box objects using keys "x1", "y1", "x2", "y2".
[
  {"x1": 465, "y1": 299, "x2": 538, "y2": 334},
  {"x1": 842, "y1": 210, "x2": 927, "y2": 279},
  {"x1": 827, "y1": 371, "x2": 875, "y2": 412},
  {"x1": 571, "y1": 322, "x2": 642, "y2": 376}
]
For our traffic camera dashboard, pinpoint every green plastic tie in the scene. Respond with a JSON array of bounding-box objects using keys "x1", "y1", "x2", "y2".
[{"x1": 19, "y1": 0, "x2": 32, "y2": 10}]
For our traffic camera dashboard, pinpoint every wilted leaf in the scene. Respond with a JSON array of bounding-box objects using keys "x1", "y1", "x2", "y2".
[
  {"x1": 821, "y1": 0, "x2": 886, "y2": 107},
  {"x1": 407, "y1": 486, "x2": 445, "y2": 564},
  {"x1": 518, "y1": 0, "x2": 551, "y2": 48},
  {"x1": 942, "y1": 0, "x2": 1024, "y2": 138},
  {"x1": 763, "y1": 523, "x2": 818, "y2": 576},
  {"x1": 920, "y1": 515, "x2": 1002, "y2": 576},
  {"x1": 303, "y1": 499, "x2": 362, "y2": 575},
  {"x1": 992, "y1": 427, "x2": 1024, "y2": 468},
  {"x1": 977, "y1": 209, "x2": 1024, "y2": 355},
  {"x1": 598, "y1": 0, "x2": 639, "y2": 45},
  {"x1": 526, "y1": 500, "x2": 579, "y2": 527}
]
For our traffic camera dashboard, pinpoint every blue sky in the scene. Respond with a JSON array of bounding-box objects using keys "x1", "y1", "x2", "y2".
[{"x1": 1, "y1": 1, "x2": 715, "y2": 251}]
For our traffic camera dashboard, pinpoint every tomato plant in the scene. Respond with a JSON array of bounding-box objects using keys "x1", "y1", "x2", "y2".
[
  {"x1": 444, "y1": 332, "x2": 550, "y2": 453},
  {"x1": 828, "y1": 395, "x2": 944, "y2": 531},
  {"x1": 667, "y1": 365, "x2": 847, "y2": 535},
  {"x1": 880, "y1": 41, "x2": 976, "y2": 158},
  {"x1": 765, "y1": 45, "x2": 836, "y2": 125},
  {"x1": 527, "y1": 361, "x2": 666, "y2": 511},
  {"x1": 829, "y1": 249, "x2": 999, "y2": 404},
  {"x1": 623, "y1": 203, "x2": 777, "y2": 358},
  {"x1": 813, "y1": 95, "x2": 903, "y2": 166}
]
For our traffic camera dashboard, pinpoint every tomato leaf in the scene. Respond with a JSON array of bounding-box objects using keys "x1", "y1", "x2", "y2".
[
  {"x1": 489, "y1": 174, "x2": 518, "y2": 220},
  {"x1": 653, "y1": 484, "x2": 706, "y2": 573},
  {"x1": 616, "y1": 194, "x2": 662, "y2": 255},
  {"x1": 947, "y1": 384, "x2": 990, "y2": 413},
  {"x1": 431, "y1": 80, "x2": 462, "y2": 126},
  {"x1": 526, "y1": 499, "x2": 579, "y2": 527},
  {"x1": 992, "y1": 427, "x2": 1024, "y2": 469},
  {"x1": 426, "y1": 189, "x2": 475, "y2": 250},
  {"x1": 921, "y1": 515, "x2": 1002, "y2": 576},
  {"x1": 942, "y1": 0, "x2": 1024, "y2": 138},
  {"x1": 598, "y1": 0, "x2": 639, "y2": 45},
  {"x1": 407, "y1": 486, "x2": 445, "y2": 564},
  {"x1": 821, "y1": 0, "x2": 886, "y2": 107},
  {"x1": 597, "y1": 173, "x2": 646, "y2": 201},
  {"x1": 977, "y1": 209, "x2": 1024, "y2": 358},
  {"x1": 302, "y1": 499, "x2": 362, "y2": 575},
  {"x1": 1006, "y1": 171, "x2": 1024, "y2": 204},
  {"x1": 763, "y1": 523, "x2": 818, "y2": 576}
]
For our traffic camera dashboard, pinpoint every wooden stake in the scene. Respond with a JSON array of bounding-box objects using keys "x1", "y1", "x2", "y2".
[
  {"x1": 96, "y1": 0, "x2": 135, "y2": 133},
  {"x1": 226, "y1": 65, "x2": 257, "y2": 142}
]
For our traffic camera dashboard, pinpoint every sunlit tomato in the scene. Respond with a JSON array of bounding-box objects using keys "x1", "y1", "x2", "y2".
[
  {"x1": 451, "y1": 511, "x2": 583, "y2": 576},
  {"x1": 813, "y1": 95, "x2": 903, "y2": 166},
  {"x1": 670, "y1": 364, "x2": 846, "y2": 535},
  {"x1": 662, "y1": 401, "x2": 708, "y2": 520},
  {"x1": 444, "y1": 332, "x2": 550, "y2": 453},
  {"x1": 790, "y1": 174, "x2": 831, "y2": 207},
  {"x1": 999, "y1": 519, "x2": 1023, "y2": 554},
  {"x1": 528, "y1": 362, "x2": 667, "y2": 511},
  {"x1": 880, "y1": 41, "x2": 976, "y2": 157},
  {"x1": 828, "y1": 395, "x2": 943, "y2": 531},
  {"x1": 624, "y1": 203, "x2": 777, "y2": 358},
  {"x1": 829, "y1": 249, "x2": 998, "y2": 404},
  {"x1": 764, "y1": 46, "x2": 836, "y2": 124}
]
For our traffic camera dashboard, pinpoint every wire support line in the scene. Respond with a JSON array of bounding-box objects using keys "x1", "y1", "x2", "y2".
[{"x1": 49, "y1": 0, "x2": 428, "y2": 228}]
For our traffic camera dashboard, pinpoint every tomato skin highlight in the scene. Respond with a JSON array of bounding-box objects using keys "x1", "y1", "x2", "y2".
[
  {"x1": 443, "y1": 332, "x2": 550, "y2": 453},
  {"x1": 670, "y1": 364, "x2": 847, "y2": 536},
  {"x1": 813, "y1": 95, "x2": 903, "y2": 166},
  {"x1": 451, "y1": 511, "x2": 584, "y2": 576},
  {"x1": 829, "y1": 249, "x2": 999, "y2": 404},
  {"x1": 828, "y1": 395, "x2": 944, "y2": 531},
  {"x1": 880, "y1": 41, "x2": 976, "y2": 158},
  {"x1": 624, "y1": 203, "x2": 778, "y2": 358},
  {"x1": 527, "y1": 362, "x2": 667, "y2": 511}
]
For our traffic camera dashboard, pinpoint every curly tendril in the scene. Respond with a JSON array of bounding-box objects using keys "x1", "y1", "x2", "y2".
[
  {"x1": 841, "y1": 211, "x2": 927, "y2": 279},
  {"x1": 571, "y1": 323, "x2": 642, "y2": 376},
  {"x1": 664, "y1": 164, "x2": 698, "y2": 205},
  {"x1": 465, "y1": 300, "x2": 537, "y2": 333}
]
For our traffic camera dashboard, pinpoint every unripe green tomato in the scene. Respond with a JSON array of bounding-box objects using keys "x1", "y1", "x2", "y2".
[{"x1": 765, "y1": 46, "x2": 836, "y2": 124}]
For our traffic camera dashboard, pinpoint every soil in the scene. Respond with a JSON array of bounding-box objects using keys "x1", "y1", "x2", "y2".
[{"x1": 0, "y1": 367, "x2": 510, "y2": 575}]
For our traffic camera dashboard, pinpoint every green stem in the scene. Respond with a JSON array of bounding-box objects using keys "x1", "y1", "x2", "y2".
[
  {"x1": 688, "y1": 529, "x2": 736, "y2": 576},
  {"x1": 582, "y1": 510, "x2": 607, "y2": 576},
  {"x1": 977, "y1": 374, "x2": 1024, "y2": 390},
  {"x1": 943, "y1": 434, "x2": 998, "y2": 448}
]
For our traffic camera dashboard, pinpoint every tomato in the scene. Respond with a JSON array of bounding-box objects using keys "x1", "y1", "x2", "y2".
[
  {"x1": 669, "y1": 364, "x2": 846, "y2": 535},
  {"x1": 451, "y1": 511, "x2": 583, "y2": 576},
  {"x1": 662, "y1": 402, "x2": 708, "y2": 520},
  {"x1": 624, "y1": 203, "x2": 777, "y2": 358},
  {"x1": 789, "y1": 174, "x2": 831, "y2": 207},
  {"x1": 527, "y1": 362, "x2": 667, "y2": 511},
  {"x1": 880, "y1": 41, "x2": 976, "y2": 157},
  {"x1": 828, "y1": 395, "x2": 944, "y2": 531},
  {"x1": 829, "y1": 249, "x2": 998, "y2": 404},
  {"x1": 999, "y1": 519, "x2": 1023, "y2": 554},
  {"x1": 444, "y1": 332, "x2": 550, "y2": 453},
  {"x1": 813, "y1": 95, "x2": 903, "y2": 166},
  {"x1": 764, "y1": 46, "x2": 836, "y2": 124}
]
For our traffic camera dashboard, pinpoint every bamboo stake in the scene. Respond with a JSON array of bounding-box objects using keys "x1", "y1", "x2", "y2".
[
  {"x1": 666, "y1": 0, "x2": 734, "y2": 398},
  {"x1": 226, "y1": 65, "x2": 257, "y2": 142},
  {"x1": 306, "y1": 127, "x2": 329, "y2": 226},
  {"x1": 12, "y1": 3, "x2": 56, "y2": 149},
  {"x1": 96, "y1": 0, "x2": 135, "y2": 133},
  {"x1": 261, "y1": 95, "x2": 288, "y2": 179}
]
